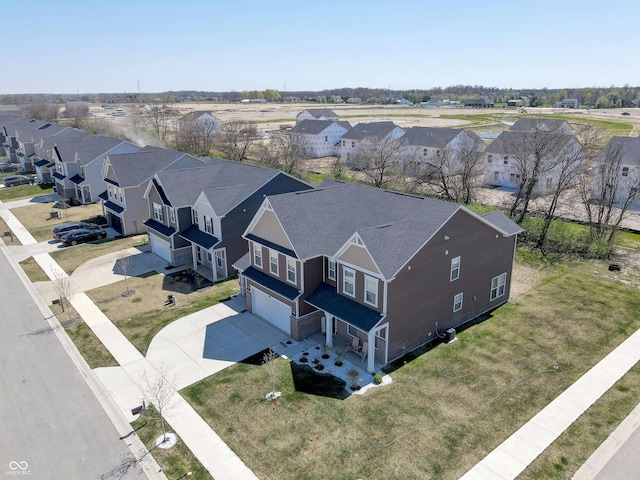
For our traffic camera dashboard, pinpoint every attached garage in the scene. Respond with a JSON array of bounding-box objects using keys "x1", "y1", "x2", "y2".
[
  {"x1": 149, "y1": 233, "x2": 172, "y2": 263},
  {"x1": 252, "y1": 288, "x2": 291, "y2": 334}
]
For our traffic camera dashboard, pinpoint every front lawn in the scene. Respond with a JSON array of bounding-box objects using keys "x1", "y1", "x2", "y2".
[
  {"x1": 0, "y1": 183, "x2": 54, "y2": 202},
  {"x1": 86, "y1": 274, "x2": 239, "y2": 355},
  {"x1": 181, "y1": 254, "x2": 640, "y2": 480},
  {"x1": 11, "y1": 201, "x2": 103, "y2": 242}
]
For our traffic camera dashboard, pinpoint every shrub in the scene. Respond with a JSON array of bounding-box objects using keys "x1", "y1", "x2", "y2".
[
  {"x1": 373, "y1": 374, "x2": 383, "y2": 385},
  {"x1": 299, "y1": 356, "x2": 308, "y2": 363}
]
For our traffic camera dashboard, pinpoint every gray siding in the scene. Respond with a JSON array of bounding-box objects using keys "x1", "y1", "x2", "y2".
[{"x1": 300, "y1": 256, "x2": 324, "y2": 316}]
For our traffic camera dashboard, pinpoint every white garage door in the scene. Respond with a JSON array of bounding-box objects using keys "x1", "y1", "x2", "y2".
[
  {"x1": 149, "y1": 234, "x2": 171, "y2": 263},
  {"x1": 252, "y1": 288, "x2": 291, "y2": 334}
]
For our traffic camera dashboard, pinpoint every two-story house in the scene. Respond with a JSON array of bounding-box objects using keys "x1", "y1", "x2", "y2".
[
  {"x1": 14, "y1": 123, "x2": 71, "y2": 172},
  {"x1": 1, "y1": 116, "x2": 47, "y2": 162},
  {"x1": 101, "y1": 146, "x2": 207, "y2": 235},
  {"x1": 483, "y1": 130, "x2": 583, "y2": 193},
  {"x1": 591, "y1": 136, "x2": 640, "y2": 204},
  {"x1": 509, "y1": 118, "x2": 574, "y2": 134},
  {"x1": 33, "y1": 130, "x2": 93, "y2": 184},
  {"x1": 289, "y1": 120, "x2": 352, "y2": 157},
  {"x1": 143, "y1": 158, "x2": 313, "y2": 279},
  {"x1": 236, "y1": 182, "x2": 522, "y2": 373},
  {"x1": 397, "y1": 126, "x2": 483, "y2": 173},
  {"x1": 340, "y1": 121, "x2": 404, "y2": 166},
  {"x1": 295, "y1": 108, "x2": 339, "y2": 124}
]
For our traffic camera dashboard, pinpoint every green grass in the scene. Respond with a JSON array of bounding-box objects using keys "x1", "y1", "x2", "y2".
[
  {"x1": 181, "y1": 255, "x2": 640, "y2": 480},
  {"x1": 65, "y1": 322, "x2": 119, "y2": 368},
  {"x1": 131, "y1": 406, "x2": 212, "y2": 480},
  {"x1": 18, "y1": 257, "x2": 50, "y2": 282},
  {"x1": 536, "y1": 114, "x2": 634, "y2": 138},
  {"x1": 306, "y1": 173, "x2": 330, "y2": 183},
  {"x1": 50, "y1": 235, "x2": 148, "y2": 274},
  {"x1": 0, "y1": 183, "x2": 53, "y2": 202}
]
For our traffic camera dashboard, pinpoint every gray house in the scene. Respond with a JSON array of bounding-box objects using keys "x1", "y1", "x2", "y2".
[
  {"x1": 237, "y1": 182, "x2": 521, "y2": 372},
  {"x1": 101, "y1": 146, "x2": 207, "y2": 235},
  {"x1": 509, "y1": 118, "x2": 573, "y2": 134},
  {"x1": 465, "y1": 97, "x2": 494, "y2": 108},
  {"x1": 33, "y1": 130, "x2": 93, "y2": 184},
  {"x1": 143, "y1": 158, "x2": 312, "y2": 279}
]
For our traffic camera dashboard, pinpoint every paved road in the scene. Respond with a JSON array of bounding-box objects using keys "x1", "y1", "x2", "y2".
[
  {"x1": 0, "y1": 250, "x2": 146, "y2": 480},
  {"x1": 594, "y1": 424, "x2": 640, "y2": 480}
]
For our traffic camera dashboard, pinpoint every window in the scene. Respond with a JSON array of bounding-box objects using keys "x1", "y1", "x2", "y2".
[
  {"x1": 207, "y1": 251, "x2": 212, "y2": 262},
  {"x1": 365, "y1": 275, "x2": 378, "y2": 306},
  {"x1": 254, "y1": 245, "x2": 262, "y2": 267},
  {"x1": 376, "y1": 327, "x2": 386, "y2": 340},
  {"x1": 192, "y1": 210, "x2": 198, "y2": 225},
  {"x1": 347, "y1": 324, "x2": 358, "y2": 337},
  {"x1": 287, "y1": 258, "x2": 296, "y2": 284},
  {"x1": 328, "y1": 260, "x2": 336, "y2": 280},
  {"x1": 152, "y1": 203, "x2": 163, "y2": 222},
  {"x1": 622, "y1": 167, "x2": 629, "y2": 177},
  {"x1": 269, "y1": 251, "x2": 279, "y2": 275},
  {"x1": 423, "y1": 148, "x2": 427, "y2": 156},
  {"x1": 503, "y1": 156, "x2": 508, "y2": 165},
  {"x1": 343, "y1": 267, "x2": 355, "y2": 297},
  {"x1": 204, "y1": 215, "x2": 213, "y2": 234},
  {"x1": 108, "y1": 185, "x2": 112, "y2": 198},
  {"x1": 351, "y1": 141, "x2": 355, "y2": 147},
  {"x1": 324, "y1": 135, "x2": 328, "y2": 142},
  {"x1": 450, "y1": 256, "x2": 460, "y2": 281},
  {"x1": 215, "y1": 250, "x2": 225, "y2": 269},
  {"x1": 169, "y1": 208, "x2": 175, "y2": 224},
  {"x1": 491, "y1": 273, "x2": 507, "y2": 300},
  {"x1": 196, "y1": 247, "x2": 202, "y2": 262},
  {"x1": 493, "y1": 171, "x2": 499, "y2": 181},
  {"x1": 488, "y1": 154, "x2": 493, "y2": 163},
  {"x1": 453, "y1": 292, "x2": 463, "y2": 312},
  {"x1": 436, "y1": 150, "x2": 441, "y2": 157},
  {"x1": 342, "y1": 140, "x2": 345, "y2": 147}
]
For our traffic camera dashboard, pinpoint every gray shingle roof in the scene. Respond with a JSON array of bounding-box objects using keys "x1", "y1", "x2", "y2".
[
  {"x1": 481, "y1": 211, "x2": 523, "y2": 236},
  {"x1": 300, "y1": 108, "x2": 338, "y2": 119},
  {"x1": 108, "y1": 146, "x2": 196, "y2": 188},
  {"x1": 290, "y1": 119, "x2": 335, "y2": 135},
  {"x1": 341, "y1": 121, "x2": 401, "y2": 141},
  {"x1": 509, "y1": 118, "x2": 572, "y2": 133},
  {"x1": 485, "y1": 130, "x2": 578, "y2": 157},
  {"x1": 398, "y1": 127, "x2": 462, "y2": 148},
  {"x1": 154, "y1": 159, "x2": 296, "y2": 214},
  {"x1": 55, "y1": 135, "x2": 131, "y2": 165},
  {"x1": 599, "y1": 136, "x2": 640, "y2": 167},
  {"x1": 265, "y1": 182, "x2": 520, "y2": 279},
  {"x1": 179, "y1": 110, "x2": 217, "y2": 122}
]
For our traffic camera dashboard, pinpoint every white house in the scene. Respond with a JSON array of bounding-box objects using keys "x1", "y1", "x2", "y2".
[
  {"x1": 178, "y1": 111, "x2": 221, "y2": 134},
  {"x1": 289, "y1": 120, "x2": 351, "y2": 157},
  {"x1": 509, "y1": 118, "x2": 574, "y2": 134},
  {"x1": 296, "y1": 108, "x2": 339, "y2": 124},
  {"x1": 592, "y1": 136, "x2": 640, "y2": 204},
  {"x1": 339, "y1": 121, "x2": 404, "y2": 166}
]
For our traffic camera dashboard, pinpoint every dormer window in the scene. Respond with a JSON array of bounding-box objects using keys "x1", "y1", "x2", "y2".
[{"x1": 152, "y1": 203, "x2": 163, "y2": 222}]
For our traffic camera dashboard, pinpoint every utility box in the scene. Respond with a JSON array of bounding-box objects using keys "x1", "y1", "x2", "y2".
[{"x1": 445, "y1": 328, "x2": 456, "y2": 343}]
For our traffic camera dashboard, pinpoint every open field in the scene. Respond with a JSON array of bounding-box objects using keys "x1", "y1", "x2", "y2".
[
  {"x1": 85, "y1": 274, "x2": 239, "y2": 355},
  {"x1": 11, "y1": 201, "x2": 103, "y2": 242},
  {"x1": 181, "y1": 251, "x2": 640, "y2": 480}
]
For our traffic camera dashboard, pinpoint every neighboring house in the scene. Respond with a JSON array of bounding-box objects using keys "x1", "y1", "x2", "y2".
[
  {"x1": 236, "y1": 182, "x2": 522, "y2": 372},
  {"x1": 592, "y1": 136, "x2": 640, "y2": 203},
  {"x1": 509, "y1": 118, "x2": 573, "y2": 134},
  {"x1": 465, "y1": 97, "x2": 494, "y2": 108},
  {"x1": 554, "y1": 98, "x2": 580, "y2": 109},
  {"x1": 340, "y1": 121, "x2": 404, "y2": 166},
  {"x1": 289, "y1": 120, "x2": 352, "y2": 157},
  {"x1": 178, "y1": 110, "x2": 221, "y2": 133},
  {"x1": 33, "y1": 130, "x2": 93, "y2": 184},
  {"x1": 143, "y1": 159, "x2": 313, "y2": 278},
  {"x1": 507, "y1": 99, "x2": 524, "y2": 107},
  {"x1": 101, "y1": 146, "x2": 207, "y2": 235},
  {"x1": 296, "y1": 108, "x2": 339, "y2": 124},
  {"x1": 397, "y1": 127, "x2": 483, "y2": 172},
  {"x1": 14, "y1": 123, "x2": 71, "y2": 172},
  {"x1": 483, "y1": 130, "x2": 583, "y2": 193},
  {"x1": 1, "y1": 116, "x2": 40, "y2": 161}
]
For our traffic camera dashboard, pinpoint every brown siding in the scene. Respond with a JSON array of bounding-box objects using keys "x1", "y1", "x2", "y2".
[
  {"x1": 385, "y1": 210, "x2": 517, "y2": 361},
  {"x1": 337, "y1": 264, "x2": 384, "y2": 314}
]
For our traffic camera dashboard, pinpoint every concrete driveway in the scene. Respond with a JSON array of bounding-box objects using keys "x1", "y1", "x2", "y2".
[{"x1": 146, "y1": 296, "x2": 291, "y2": 390}]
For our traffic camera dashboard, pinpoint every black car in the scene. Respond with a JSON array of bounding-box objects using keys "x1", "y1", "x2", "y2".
[
  {"x1": 53, "y1": 221, "x2": 102, "y2": 239},
  {"x1": 60, "y1": 228, "x2": 107, "y2": 246},
  {"x1": 3, "y1": 175, "x2": 32, "y2": 187}
]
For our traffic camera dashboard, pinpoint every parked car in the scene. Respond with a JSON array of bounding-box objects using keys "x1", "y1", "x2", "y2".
[
  {"x1": 0, "y1": 162, "x2": 18, "y2": 172},
  {"x1": 53, "y1": 222, "x2": 103, "y2": 239},
  {"x1": 3, "y1": 175, "x2": 32, "y2": 187},
  {"x1": 60, "y1": 228, "x2": 107, "y2": 246},
  {"x1": 621, "y1": 112, "x2": 630, "y2": 116},
  {"x1": 84, "y1": 215, "x2": 109, "y2": 227}
]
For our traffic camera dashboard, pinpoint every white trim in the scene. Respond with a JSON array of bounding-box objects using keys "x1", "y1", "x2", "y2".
[
  {"x1": 269, "y1": 249, "x2": 279, "y2": 276},
  {"x1": 253, "y1": 243, "x2": 263, "y2": 267},
  {"x1": 491, "y1": 272, "x2": 507, "y2": 300},
  {"x1": 286, "y1": 257, "x2": 297, "y2": 284},
  {"x1": 450, "y1": 256, "x2": 461, "y2": 281},
  {"x1": 328, "y1": 259, "x2": 336, "y2": 280},
  {"x1": 334, "y1": 232, "x2": 384, "y2": 277},
  {"x1": 342, "y1": 266, "x2": 355, "y2": 298},
  {"x1": 454, "y1": 292, "x2": 463, "y2": 312},
  {"x1": 364, "y1": 275, "x2": 378, "y2": 307}
]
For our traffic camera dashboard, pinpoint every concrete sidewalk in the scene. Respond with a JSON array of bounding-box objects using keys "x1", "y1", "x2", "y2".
[{"x1": 460, "y1": 329, "x2": 640, "y2": 479}]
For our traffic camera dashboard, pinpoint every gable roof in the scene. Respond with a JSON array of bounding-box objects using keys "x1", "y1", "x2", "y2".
[
  {"x1": 107, "y1": 146, "x2": 198, "y2": 188},
  {"x1": 341, "y1": 121, "x2": 402, "y2": 141},
  {"x1": 179, "y1": 110, "x2": 218, "y2": 122},
  {"x1": 290, "y1": 119, "x2": 351, "y2": 135},
  {"x1": 485, "y1": 130, "x2": 579, "y2": 157},
  {"x1": 599, "y1": 136, "x2": 640, "y2": 167},
  {"x1": 509, "y1": 118, "x2": 572, "y2": 133},
  {"x1": 261, "y1": 182, "x2": 519, "y2": 279},
  {"x1": 299, "y1": 108, "x2": 338, "y2": 119},
  {"x1": 398, "y1": 127, "x2": 465, "y2": 148},
  {"x1": 56, "y1": 135, "x2": 134, "y2": 165}
]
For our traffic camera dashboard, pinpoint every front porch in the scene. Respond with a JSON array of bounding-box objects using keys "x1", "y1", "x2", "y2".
[{"x1": 309, "y1": 332, "x2": 385, "y2": 373}]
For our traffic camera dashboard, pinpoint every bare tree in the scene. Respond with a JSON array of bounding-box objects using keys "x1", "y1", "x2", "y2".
[
  {"x1": 262, "y1": 349, "x2": 281, "y2": 400},
  {"x1": 21, "y1": 102, "x2": 60, "y2": 121},
  {"x1": 141, "y1": 365, "x2": 176, "y2": 445},
  {"x1": 214, "y1": 118, "x2": 258, "y2": 162},
  {"x1": 579, "y1": 137, "x2": 640, "y2": 253},
  {"x1": 52, "y1": 269, "x2": 74, "y2": 321},
  {"x1": 138, "y1": 97, "x2": 175, "y2": 147},
  {"x1": 258, "y1": 132, "x2": 307, "y2": 175},
  {"x1": 65, "y1": 102, "x2": 89, "y2": 128},
  {"x1": 353, "y1": 136, "x2": 402, "y2": 189},
  {"x1": 117, "y1": 250, "x2": 133, "y2": 296},
  {"x1": 175, "y1": 116, "x2": 219, "y2": 156}
]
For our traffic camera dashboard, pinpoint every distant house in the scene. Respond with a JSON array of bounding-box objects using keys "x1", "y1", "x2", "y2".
[
  {"x1": 34, "y1": 130, "x2": 93, "y2": 184},
  {"x1": 483, "y1": 130, "x2": 583, "y2": 193},
  {"x1": 340, "y1": 121, "x2": 404, "y2": 165},
  {"x1": 289, "y1": 120, "x2": 351, "y2": 157},
  {"x1": 236, "y1": 182, "x2": 522, "y2": 372},
  {"x1": 296, "y1": 108, "x2": 339, "y2": 124},
  {"x1": 178, "y1": 111, "x2": 221, "y2": 132},
  {"x1": 14, "y1": 122, "x2": 71, "y2": 172},
  {"x1": 1, "y1": 116, "x2": 44, "y2": 161},
  {"x1": 509, "y1": 118, "x2": 573, "y2": 134},
  {"x1": 142, "y1": 159, "x2": 312, "y2": 279},
  {"x1": 591, "y1": 136, "x2": 640, "y2": 203},
  {"x1": 554, "y1": 98, "x2": 579, "y2": 109},
  {"x1": 101, "y1": 146, "x2": 207, "y2": 235},
  {"x1": 507, "y1": 99, "x2": 524, "y2": 107},
  {"x1": 397, "y1": 127, "x2": 483, "y2": 172},
  {"x1": 465, "y1": 97, "x2": 494, "y2": 108}
]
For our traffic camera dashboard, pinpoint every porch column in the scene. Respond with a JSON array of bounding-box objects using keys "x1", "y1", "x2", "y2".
[
  {"x1": 324, "y1": 314, "x2": 332, "y2": 347},
  {"x1": 211, "y1": 248, "x2": 218, "y2": 282},
  {"x1": 366, "y1": 333, "x2": 375, "y2": 373},
  {"x1": 191, "y1": 244, "x2": 197, "y2": 270}
]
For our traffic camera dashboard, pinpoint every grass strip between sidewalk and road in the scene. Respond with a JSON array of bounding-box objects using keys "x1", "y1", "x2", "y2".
[{"x1": 180, "y1": 252, "x2": 640, "y2": 480}]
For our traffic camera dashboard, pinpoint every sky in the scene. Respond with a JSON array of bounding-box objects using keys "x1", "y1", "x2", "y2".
[{"x1": 2, "y1": 0, "x2": 638, "y2": 94}]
